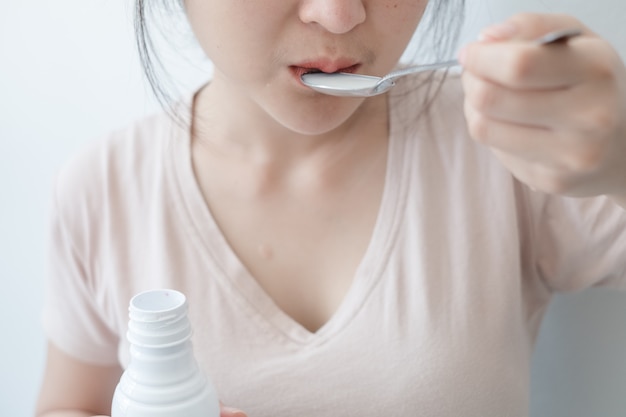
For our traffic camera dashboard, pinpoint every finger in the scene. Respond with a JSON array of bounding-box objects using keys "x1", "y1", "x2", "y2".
[
  {"x1": 462, "y1": 70, "x2": 570, "y2": 128},
  {"x1": 464, "y1": 100, "x2": 555, "y2": 165},
  {"x1": 463, "y1": 70, "x2": 620, "y2": 135},
  {"x1": 460, "y1": 14, "x2": 599, "y2": 89},
  {"x1": 492, "y1": 149, "x2": 590, "y2": 196},
  {"x1": 220, "y1": 404, "x2": 248, "y2": 417},
  {"x1": 221, "y1": 407, "x2": 247, "y2": 417},
  {"x1": 460, "y1": 37, "x2": 592, "y2": 89},
  {"x1": 464, "y1": 101, "x2": 604, "y2": 172},
  {"x1": 479, "y1": 12, "x2": 589, "y2": 43}
]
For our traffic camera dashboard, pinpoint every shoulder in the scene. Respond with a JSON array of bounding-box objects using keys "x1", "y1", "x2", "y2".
[{"x1": 53, "y1": 109, "x2": 185, "y2": 231}]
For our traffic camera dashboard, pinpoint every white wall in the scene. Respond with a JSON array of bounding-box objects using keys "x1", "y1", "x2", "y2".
[{"x1": 1, "y1": 1, "x2": 624, "y2": 416}]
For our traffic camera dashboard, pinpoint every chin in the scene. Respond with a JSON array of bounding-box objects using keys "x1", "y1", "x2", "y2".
[{"x1": 266, "y1": 96, "x2": 366, "y2": 136}]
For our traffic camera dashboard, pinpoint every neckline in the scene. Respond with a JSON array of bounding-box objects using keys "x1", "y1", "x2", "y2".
[{"x1": 166, "y1": 89, "x2": 410, "y2": 346}]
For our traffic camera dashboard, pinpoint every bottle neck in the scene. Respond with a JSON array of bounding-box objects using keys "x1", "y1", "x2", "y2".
[{"x1": 126, "y1": 289, "x2": 192, "y2": 348}]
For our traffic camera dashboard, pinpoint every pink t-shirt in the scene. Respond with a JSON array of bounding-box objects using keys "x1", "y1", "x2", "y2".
[{"x1": 43, "y1": 73, "x2": 626, "y2": 417}]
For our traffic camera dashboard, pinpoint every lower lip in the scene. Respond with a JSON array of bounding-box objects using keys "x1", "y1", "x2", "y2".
[{"x1": 290, "y1": 64, "x2": 361, "y2": 87}]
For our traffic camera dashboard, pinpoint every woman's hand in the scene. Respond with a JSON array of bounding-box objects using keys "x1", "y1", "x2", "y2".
[{"x1": 460, "y1": 13, "x2": 626, "y2": 206}]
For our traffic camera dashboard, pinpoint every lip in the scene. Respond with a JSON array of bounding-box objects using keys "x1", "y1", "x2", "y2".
[{"x1": 290, "y1": 59, "x2": 361, "y2": 85}]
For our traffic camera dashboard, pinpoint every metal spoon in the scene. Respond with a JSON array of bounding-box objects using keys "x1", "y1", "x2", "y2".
[{"x1": 301, "y1": 28, "x2": 582, "y2": 97}]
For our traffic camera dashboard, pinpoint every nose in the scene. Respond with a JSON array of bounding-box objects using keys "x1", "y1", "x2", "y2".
[{"x1": 299, "y1": 0, "x2": 366, "y2": 34}]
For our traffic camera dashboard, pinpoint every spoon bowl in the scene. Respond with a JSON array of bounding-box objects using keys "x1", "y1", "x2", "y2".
[{"x1": 301, "y1": 28, "x2": 582, "y2": 97}]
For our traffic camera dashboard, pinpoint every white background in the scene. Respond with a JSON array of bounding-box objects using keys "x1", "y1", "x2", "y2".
[{"x1": 1, "y1": 1, "x2": 625, "y2": 416}]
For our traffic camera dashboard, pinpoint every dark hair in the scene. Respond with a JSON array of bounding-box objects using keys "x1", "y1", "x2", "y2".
[
  {"x1": 134, "y1": 0, "x2": 465, "y2": 120},
  {"x1": 134, "y1": 0, "x2": 188, "y2": 120}
]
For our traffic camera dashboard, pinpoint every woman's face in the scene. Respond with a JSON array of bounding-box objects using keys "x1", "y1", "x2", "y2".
[{"x1": 185, "y1": 0, "x2": 428, "y2": 135}]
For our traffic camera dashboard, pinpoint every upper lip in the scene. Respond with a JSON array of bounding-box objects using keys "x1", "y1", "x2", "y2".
[{"x1": 292, "y1": 58, "x2": 360, "y2": 74}]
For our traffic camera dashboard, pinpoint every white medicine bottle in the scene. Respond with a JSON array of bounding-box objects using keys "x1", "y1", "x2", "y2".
[{"x1": 111, "y1": 289, "x2": 220, "y2": 417}]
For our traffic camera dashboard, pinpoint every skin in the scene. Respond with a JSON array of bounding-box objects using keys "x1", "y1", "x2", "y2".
[{"x1": 36, "y1": 3, "x2": 626, "y2": 417}]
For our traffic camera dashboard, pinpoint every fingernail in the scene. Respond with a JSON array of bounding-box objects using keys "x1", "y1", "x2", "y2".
[{"x1": 478, "y1": 21, "x2": 518, "y2": 41}]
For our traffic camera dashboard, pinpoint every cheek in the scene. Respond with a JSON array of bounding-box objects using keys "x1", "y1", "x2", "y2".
[
  {"x1": 381, "y1": 0, "x2": 428, "y2": 41},
  {"x1": 184, "y1": 0, "x2": 280, "y2": 72},
  {"x1": 375, "y1": 0, "x2": 428, "y2": 61},
  {"x1": 184, "y1": 1, "x2": 220, "y2": 53},
  {"x1": 385, "y1": 0, "x2": 428, "y2": 20},
  {"x1": 184, "y1": 7, "x2": 244, "y2": 78},
  {"x1": 401, "y1": 0, "x2": 429, "y2": 31}
]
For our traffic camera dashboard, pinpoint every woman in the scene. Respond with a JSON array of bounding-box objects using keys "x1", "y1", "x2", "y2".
[{"x1": 35, "y1": 0, "x2": 626, "y2": 416}]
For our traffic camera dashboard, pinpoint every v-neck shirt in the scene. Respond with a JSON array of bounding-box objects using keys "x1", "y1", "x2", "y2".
[{"x1": 43, "y1": 72, "x2": 626, "y2": 417}]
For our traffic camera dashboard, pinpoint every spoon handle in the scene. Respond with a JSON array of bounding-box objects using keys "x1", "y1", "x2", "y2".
[
  {"x1": 376, "y1": 28, "x2": 583, "y2": 91},
  {"x1": 378, "y1": 60, "x2": 459, "y2": 86}
]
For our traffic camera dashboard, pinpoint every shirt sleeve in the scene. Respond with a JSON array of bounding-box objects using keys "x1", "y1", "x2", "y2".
[
  {"x1": 531, "y1": 192, "x2": 626, "y2": 293},
  {"x1": 42, "y1": 171, "x2": 119, "y2": 365}
]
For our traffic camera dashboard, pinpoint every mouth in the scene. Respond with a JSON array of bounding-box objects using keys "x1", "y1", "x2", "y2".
[{"x1": 290, "y1": 61, "x2": 361, "y2": 82}]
